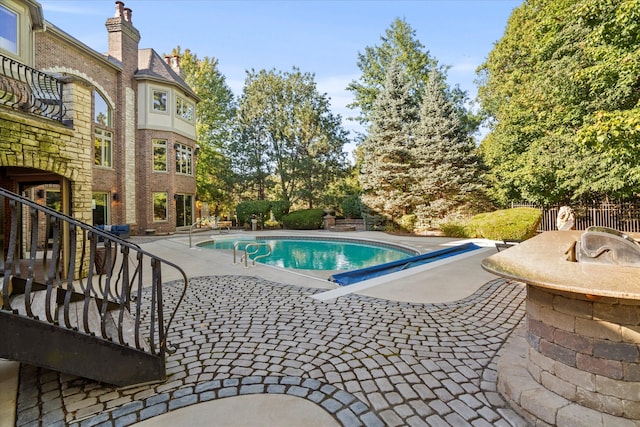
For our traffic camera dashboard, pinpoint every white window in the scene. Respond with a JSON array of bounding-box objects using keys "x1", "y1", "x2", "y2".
[
  {"x1": 94, "y1": 90, "x2": 113, "y2": 168},
  {"x1": 94, "y1": 129, "x2": 112, "y2": 167},
  {"x1": 153, "y1": 192, "x2": 167, "y2": 222},
  {"x1": 153, "y1": 90, "x2": 167, "y2": 112},
  {"x1": 0, "y1": 5, "x2": 18, "y2": 54},
  {"x1": 94, "y1": 90, "x2": 112, "y2": 126},
  {"x1": 92, "y1": 192, "x2": 109, "y2": 226},
  {"x1": 153, "y1": 139, "x2": 167, "y2": 171},
  {"x1": 176, "y1": 96, "x2": 194, "y2": 122},
  {"x1": 175, "y1": 143, "x2": 193, "y2": 175}
]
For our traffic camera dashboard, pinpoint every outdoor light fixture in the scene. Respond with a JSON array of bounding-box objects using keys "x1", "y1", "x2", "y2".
[{"x1": 113, "y1": 193, "x2": 119, "y2": 201}]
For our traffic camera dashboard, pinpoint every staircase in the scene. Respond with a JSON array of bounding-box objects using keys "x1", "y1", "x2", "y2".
[{"x1": 0, "y1": 188, "x2": 188, "y2": 386}]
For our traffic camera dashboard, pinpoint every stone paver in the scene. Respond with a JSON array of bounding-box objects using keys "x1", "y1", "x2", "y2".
[{"x1": 15, "y1": 275, "x2": 528, "y2": 426}]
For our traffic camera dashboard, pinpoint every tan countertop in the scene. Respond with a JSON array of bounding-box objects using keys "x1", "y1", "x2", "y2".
[{"x1": 481, "y1": 231, "x2": 640, "y2": 300}]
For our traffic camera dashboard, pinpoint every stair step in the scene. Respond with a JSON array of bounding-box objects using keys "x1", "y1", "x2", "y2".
[
  {"x1": 10, "y1": 289, "x2": 58, "y2": 321},
  {"x1": 104, "y1": 309, "x2": 150, "y2": 352},
  {"x1": 59, "y1": 299, "x2": 101, "y2": 334}
]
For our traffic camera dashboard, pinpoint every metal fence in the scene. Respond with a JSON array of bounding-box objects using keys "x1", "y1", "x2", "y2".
[{"x1": 511, "y1": 202, "x2": 640, "y2": 233}]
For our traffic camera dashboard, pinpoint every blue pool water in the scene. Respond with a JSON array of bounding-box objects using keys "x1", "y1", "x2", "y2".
[{"x1": 199, "y1": 238, "x2": 416, "y2": 270}]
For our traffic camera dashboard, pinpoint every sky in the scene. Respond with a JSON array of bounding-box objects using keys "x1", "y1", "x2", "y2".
[{"x1": 38, "y1": 0, "x2": 522, "y2": 154}]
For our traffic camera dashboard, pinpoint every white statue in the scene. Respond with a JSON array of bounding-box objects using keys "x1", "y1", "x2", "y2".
[{"x1": 557, "y1": 206, "x2": 575, "y2": 230}]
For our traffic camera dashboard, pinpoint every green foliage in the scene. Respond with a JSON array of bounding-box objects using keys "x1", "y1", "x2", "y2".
[
  {"x1": 411, "y1": 68, "x2": 487, "y2": 227},
  {"x1": 347, "y1": 18, "x2": 438, "y2": 125},
  {"x1": 341, "y1": 194, "x2": 363, "y2": 219},
  {"x1": 230, "y1": 68, "x2": 350, "y2": 207},
  {"x1": 235, "y1": 200, "x2": 290, "y2": 226},
  {"x1": 360, "y1": 60, "x2": 418, "y2": 221},
  {"x1": 270, "y1": 200, "x2": 291, "y2": 221},
  {"x1": 235, "y1": 200, "x2": 272, "y2": 226},
  {"x1": 477, "y1": 0, "x2": 640, "y2": 205},
  {"x1": 347, "y1": 18, "x2": 479, "y2": 136},
  {"x1": 173, "y1": 47, "x2": 236, "y2": 213},
  {"x1": 466, "y1": 208, "x2": 541, "y2": 241},
  {"x1": 395, "y1": 214, "x2": 417, "y2": 233},
  {"x1": 439, "y1": 222, "x2": 470, "y2": 238},
  {"x1": 363, "y1": 213, "x2": 386, "y2": 231},
  {"x1": 282, "y1": 209, "x2": 325, "y2": 230}
]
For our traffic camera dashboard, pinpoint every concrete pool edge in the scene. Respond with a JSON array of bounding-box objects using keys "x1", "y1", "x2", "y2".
[{"x1": 312, "y1": 246, "x2": 494, "y2": 301}]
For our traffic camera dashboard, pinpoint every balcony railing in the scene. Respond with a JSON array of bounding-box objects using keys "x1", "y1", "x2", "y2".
[{"x1": 0, "y1": 54, "x2": 65, "y2": 122}]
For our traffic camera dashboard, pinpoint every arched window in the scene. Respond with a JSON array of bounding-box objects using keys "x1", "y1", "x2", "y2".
[{"x1": 94, "y1": 90, "x2": 113, "y2": 168}]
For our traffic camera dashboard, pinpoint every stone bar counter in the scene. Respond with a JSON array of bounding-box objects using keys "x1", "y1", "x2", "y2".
[{"x1": 482, "y1": 231, "x2": 640, "y2": 426}]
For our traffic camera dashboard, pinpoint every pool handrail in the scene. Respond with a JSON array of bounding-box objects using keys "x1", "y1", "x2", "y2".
[{"x1": 233, "y1": 241, "x2": 272, "y2": 268}]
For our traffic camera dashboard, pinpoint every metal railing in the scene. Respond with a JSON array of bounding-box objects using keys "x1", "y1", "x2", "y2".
[
  {"x1": 0, "y1": 187, "x2": 188, "y2": 357},
  {"x1": 1, "y1": 54, "x2": 65, "y2": 122},
  {"x1": 511, "y1": 202, "x2": 640, "y2": 233}
]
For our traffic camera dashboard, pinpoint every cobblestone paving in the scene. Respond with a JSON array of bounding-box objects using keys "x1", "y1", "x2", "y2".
[{"x1": 16, "y1": 276, "x2": 528, "y2": 427}]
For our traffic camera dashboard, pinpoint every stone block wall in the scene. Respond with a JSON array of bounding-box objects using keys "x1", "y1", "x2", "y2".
[{"x1": 526, "y1": 285, "x2": 640, "y2": 420}]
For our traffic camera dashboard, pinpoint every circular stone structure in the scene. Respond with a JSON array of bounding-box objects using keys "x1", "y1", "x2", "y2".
[{"x1": 482, "y1": 231, "x2": 640, "y2": 426}]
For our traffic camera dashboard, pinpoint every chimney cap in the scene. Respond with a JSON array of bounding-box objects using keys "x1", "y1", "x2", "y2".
[{"x1": 114, "y1": 1, "x2": 124, "y2": 17}]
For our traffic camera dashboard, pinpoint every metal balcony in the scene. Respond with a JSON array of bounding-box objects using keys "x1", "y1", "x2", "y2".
[{"x1": 0, "y1": 54, "x2": 65, "y2": 122}]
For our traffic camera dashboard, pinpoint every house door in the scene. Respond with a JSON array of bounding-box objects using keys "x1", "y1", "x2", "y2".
[{"x1": 175, "y1": 194, "x2": 193, "y2": 228}]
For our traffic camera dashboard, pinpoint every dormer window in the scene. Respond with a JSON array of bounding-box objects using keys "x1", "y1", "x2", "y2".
[{"x1": 0, "y1": 4, "x2": 18, "y2": 54}]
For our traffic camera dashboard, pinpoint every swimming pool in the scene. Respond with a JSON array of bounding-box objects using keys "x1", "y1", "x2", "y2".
[{"x1": 198, "y1": 237, "x2": 417, "y2": 270}]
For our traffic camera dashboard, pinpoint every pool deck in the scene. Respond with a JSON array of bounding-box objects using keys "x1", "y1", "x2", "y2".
[{"x1": 1, "y1": 230, "x2": 530, "y2": 426}]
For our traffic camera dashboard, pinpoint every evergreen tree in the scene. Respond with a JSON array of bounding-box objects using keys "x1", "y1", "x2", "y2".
[
  {"x1": 347, "y1": 18, "x2": 480, "y2": 139},
  {"x1": 412, "y1": 70, "x2": 487, "y2": 228},
  {"x1": 359, "y1": 60, "x2": 418, "y2": 222}
]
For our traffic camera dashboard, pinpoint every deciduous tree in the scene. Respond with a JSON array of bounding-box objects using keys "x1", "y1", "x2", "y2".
[
  {"x1": 230, "y1": 68, "x2": 350, "y2": 208},
  {"x1": 173, "y1": 47, "x2": 236, "y2": 214},
  {"x1": 477, "y1": 0, "x2": 640, "y2": 205}
]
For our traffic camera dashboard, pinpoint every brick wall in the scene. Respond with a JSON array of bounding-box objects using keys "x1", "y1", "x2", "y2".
[{"x1": 526, "y1": 285, "x2": 640, "y2": 420}]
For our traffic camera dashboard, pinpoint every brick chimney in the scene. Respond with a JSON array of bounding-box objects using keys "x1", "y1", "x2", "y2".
[
  {"x1": 164, "y1": 54, "x2": 183, "y2": 76},
  {"x1": 105, "y1": 1, "x2": 140, "y2": 68},
  {"x1": 171, "y1": 55, "x2": 181, "y2": 75}
]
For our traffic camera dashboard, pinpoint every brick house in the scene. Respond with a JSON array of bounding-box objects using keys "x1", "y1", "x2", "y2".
[{"x1": 1, "y1": 0, "x2": 199, "y2": 243}]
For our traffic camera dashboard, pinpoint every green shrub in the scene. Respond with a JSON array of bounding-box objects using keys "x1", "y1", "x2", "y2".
[
  {"x1": 440, "y1": 222, "x2": 471, "y2": 238},
  {"x1": 396, "y1": 214, "x2": 417, "y2": 233},
  {"x1": 236, "y1": 200, "x2": 290, "y2": 226},
  {"x1": 235, "y1": 200, "x2": 272, "y2": 226},
  {"x1": 282, "y1": 209, "x2": 325, "y2": 230},
  {"x1": 466, "y1": 207, "x2": 541, "y2": 240},
  {"x1": 341, "y1": 195, "x2": 362, "y2": 219},
  {"x1": 270, "y1": 200, "x2": 291, "y2": 221}
]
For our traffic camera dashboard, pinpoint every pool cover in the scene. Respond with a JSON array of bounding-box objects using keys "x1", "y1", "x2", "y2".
[{"x1": 329, "y1": 243, "x2": 482, "y2": 286}]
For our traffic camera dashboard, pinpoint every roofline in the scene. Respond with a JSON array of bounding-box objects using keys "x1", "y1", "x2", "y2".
[
  {"x1": 43, "y1": 20, "x2": 122, "y2": 72},
  {"x1": 135, "y1": 74, "x2": 201, "y2": 102},
  {"x1": 24, "y1": 0, "x2": 44, "y2": 30}
]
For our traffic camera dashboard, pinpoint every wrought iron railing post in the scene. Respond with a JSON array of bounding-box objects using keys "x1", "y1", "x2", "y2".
[{"x1": 0, "y1": 187, "x2": 188, "y2": 358}]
